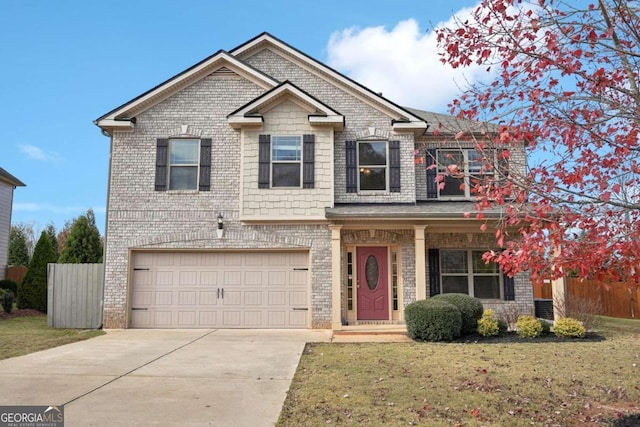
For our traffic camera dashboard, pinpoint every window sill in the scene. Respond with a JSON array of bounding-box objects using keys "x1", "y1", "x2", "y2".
[
  {"x1": 357, "y1": 191, "x2": 390, "y2": 196},
  {"x1": 166, "y1": 190, "x2": 200, "y2": 194},
  {"x1": 437, "y1": 196, "x2": 473, "y2": 201}
]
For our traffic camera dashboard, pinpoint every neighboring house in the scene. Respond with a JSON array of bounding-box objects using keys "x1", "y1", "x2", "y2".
[
  {"x1": 95, "y1": 33, "x2": 533, "y2": 330},
  {"x1": 0, "y1": 167, "x2": 25, "y2": 281}
]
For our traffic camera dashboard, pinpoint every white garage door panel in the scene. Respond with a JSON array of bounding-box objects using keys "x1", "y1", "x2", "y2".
[{"x1": 131, "y1": 251, "x2": 309, "y2": 328}]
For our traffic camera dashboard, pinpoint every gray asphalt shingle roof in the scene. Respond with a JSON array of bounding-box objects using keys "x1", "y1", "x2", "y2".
[
  {"x1": 325, "y1": 203, "x2": 506, "y2": 220},
  {"x1": 404, "y1": 107, "x2": 500, "y2": 135}
]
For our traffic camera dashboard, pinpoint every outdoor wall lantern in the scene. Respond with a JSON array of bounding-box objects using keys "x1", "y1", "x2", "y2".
[{"x1": 216, "y1": 213, "x2": 224, "y2": 239}]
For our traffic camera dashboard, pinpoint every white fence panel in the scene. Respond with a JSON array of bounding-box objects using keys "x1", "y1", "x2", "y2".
[{"x1": 47, "y1": 263, "x2": 103, "y2": 328}]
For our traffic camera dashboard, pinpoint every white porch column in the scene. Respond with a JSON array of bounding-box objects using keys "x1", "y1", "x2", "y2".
[
  {"x1": 330, "y1": 225, "x2": 343, "y2": 330},
  {"x1": 414, "y1": 226, "x2": 427, "y2": 301},
  {"x1": 551, "y1": 245, "x2": 566, "y2": 322}
]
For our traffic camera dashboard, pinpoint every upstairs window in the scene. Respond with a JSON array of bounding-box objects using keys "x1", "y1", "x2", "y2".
[
  {"x1": 346, "y1": 140, "x2": 400, "y2": 193},
  {"x1": 258, "y1": 134, "x2": 315, "y2": 189},
  {"x1": 426, "y1": 149, "x2": 495, "y2": 199},
  {"x1": 272, "y1": 136, "x2": 302, "y2": 187},
  {"x1": 169, "y1": 139, "x2": 200, "y2": 190},
  {"x1": 358, "y1": 141, "x2": 387, "y2": 191},
  {"x1": 154, "y1": 138, "x2": 211, "y2": 192}
]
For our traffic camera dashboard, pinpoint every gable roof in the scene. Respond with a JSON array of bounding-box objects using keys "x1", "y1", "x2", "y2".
[
  {"x1": 95, "y1": 50, "x2": 279, "y2": 133},
  {"x1": 95, "y1": 32, "x2": 435, "y2": 135},
  {"x1": 0, "y1": 167, "x2": 25, "y2": 187},
  {"x1": 230, "y1": 32, "x2": 427, "y2": 129},
  {"x1": 228, "y1": 80, "x2": 344, "y2": 130}
]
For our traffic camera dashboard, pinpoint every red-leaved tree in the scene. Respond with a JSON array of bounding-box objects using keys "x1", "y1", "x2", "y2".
[{"x1": 435, "y1": 0, "x2": 639, "y2": 283}]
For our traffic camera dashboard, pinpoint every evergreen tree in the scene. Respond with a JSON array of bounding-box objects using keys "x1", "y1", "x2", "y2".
[
  {"x1": 18, "y1": 231, "x2": 57, "y2": 312},
  {"x1": 44, "y1": 223, "x2": 59, "y2": 258},
  {"x1": 58, "y1": 209, "x2": 103, "y2": 263},
  {"x1": 8, "y1": 226, "x2": 30, "y2": 266}
]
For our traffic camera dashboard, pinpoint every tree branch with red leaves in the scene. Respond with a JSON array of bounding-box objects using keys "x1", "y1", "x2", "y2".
[{"x1": 435, "y1": 0, "x2": 640, "y2": 283}]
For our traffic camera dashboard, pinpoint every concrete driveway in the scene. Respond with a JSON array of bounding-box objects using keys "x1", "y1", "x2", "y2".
[{"x1": 0, "y1": 329, "x2": 331, "y2": 426}]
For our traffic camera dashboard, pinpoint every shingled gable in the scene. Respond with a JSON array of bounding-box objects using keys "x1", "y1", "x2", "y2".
[
  {"x1": 94, "y1": 50, "x2": 278, "y2": 134},
  {"x1": 227, "y1": 80, "x2": 344, "y2": 130},
  {"x1": 230, "y1": 32, "x2": 428, "y2": 135}
]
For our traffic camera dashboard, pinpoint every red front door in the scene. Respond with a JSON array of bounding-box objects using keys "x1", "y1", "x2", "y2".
[{"x1": 356, "y1": 247, "x2": 389, "y2": 320}]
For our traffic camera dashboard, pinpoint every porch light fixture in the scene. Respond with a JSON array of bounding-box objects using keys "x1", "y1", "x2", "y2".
[{"x1": 216, "y1": 213, "x2": 224, "y2": 239}]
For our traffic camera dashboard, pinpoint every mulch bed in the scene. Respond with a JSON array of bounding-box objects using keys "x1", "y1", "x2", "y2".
[
  {"x1": 0, "y1": 309, "x2": 43, "y2": 320},
  {"x1": 451, "y1": 331, "x2": 605, "y2": 343}
]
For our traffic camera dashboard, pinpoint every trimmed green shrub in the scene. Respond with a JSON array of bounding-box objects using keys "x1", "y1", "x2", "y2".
[
  {"x1": 497, "y1": 318, "x2": 509, "y2": 333},
  {"x1": 1, "y1": 289, "x2": 15, "y2": 314},
  {"x1": 477, "y1": 309, "x2": 500, "y2": 337},
  {"x1": 554, "y1": 317, "x2": 586, "y2": 338},
  {"x1": 432, "y1": 293, "x2": 484, "y2": 335},
  {"x1": 405, "y1": 299, "x2": 462, "y2": 342},
  {"x1": 0, "y1": 279, "x2": 18, "y2": 297},
  {"x1": 540, "y1": 319, "x2": 552, "y2": 335},
  {"x1": 515, "y1": 315, "x2": 543, "y2": 338}
]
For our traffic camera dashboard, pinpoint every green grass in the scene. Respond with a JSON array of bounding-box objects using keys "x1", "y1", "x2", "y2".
[
  {"x1": 279, "y1": 317, "x2": 640, "y2": 426},
  {"x1": 597, "y1": 316, "x2": 640, "y2": 337},
  {"x1": 0, "y1": 315, "x2": 104, "y2": 360}
]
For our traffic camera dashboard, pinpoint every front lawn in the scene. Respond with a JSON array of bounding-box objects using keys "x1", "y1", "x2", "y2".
[
  {"x1": 0, "y1": 314, "x2": 104, "y2": 360},
  {"x1": 279, "y1": 317, "x2": 640, "y2": 426}
]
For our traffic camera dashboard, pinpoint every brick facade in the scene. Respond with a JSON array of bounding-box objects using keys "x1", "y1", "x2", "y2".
[{"x1": 99, "y1": 34, "x2": 533, "y2": 329}]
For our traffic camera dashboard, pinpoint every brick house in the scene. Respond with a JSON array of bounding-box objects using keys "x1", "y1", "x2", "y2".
[{"x1": 95, "y1": 33, "x2": 533, "y2": 330}]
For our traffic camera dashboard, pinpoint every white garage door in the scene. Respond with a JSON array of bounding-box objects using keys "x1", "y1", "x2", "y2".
[{"x1": 130, "y1": 251, "x2": 309, "y2": 328}]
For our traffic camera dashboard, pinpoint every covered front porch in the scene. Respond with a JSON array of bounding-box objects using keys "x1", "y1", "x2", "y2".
[{"x1": 326, "y1": 203, "x2": 508, "y2": 331}]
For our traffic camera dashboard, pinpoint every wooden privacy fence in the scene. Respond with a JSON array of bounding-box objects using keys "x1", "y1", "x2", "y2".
[
  {"x1": 535, "y1": 278, "x2": 639, "y2": 319},
  {"x1": 565, "y1": 278, "x2": 639, "y2": 319},
  {"x1": 47, "y1": 263, "x2": 104, "y2": 328},
  {"x1": 5, "y1": 265, "x2": 27, "y2": 283}
]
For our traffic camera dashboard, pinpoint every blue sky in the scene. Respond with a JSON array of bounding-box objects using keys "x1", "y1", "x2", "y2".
[{"x1": 1, "y1": 0, "x2": 482, "y2": 235}]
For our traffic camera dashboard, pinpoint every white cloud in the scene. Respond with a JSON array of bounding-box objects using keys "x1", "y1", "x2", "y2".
[
  {"x1": 326, "y1": 10, "x2": 491, "y2": 112},
  {"x1": 19, "y1": 144, "x2": 64, "y2": 164}
]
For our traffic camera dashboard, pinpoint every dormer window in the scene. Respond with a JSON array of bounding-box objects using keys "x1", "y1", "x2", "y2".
[{"x1": 272, "y1": 136, "x2": 302, "y2": 187}]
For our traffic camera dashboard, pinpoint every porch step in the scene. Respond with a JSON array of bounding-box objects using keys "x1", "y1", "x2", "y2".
[
  {"x1": 334, "y1": 325, "x2": 408, "y2": 335},
  {"x1": 332, "y1": 325, "x2": 411, "y2": 342}
]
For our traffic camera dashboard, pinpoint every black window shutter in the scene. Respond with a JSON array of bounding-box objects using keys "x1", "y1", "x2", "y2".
[
  {"x1": 155, "y1": 139, "x2": 169, "y2": 191},
  {"x1": 503, "y1": 273, "x2": 515, "y2": 301},
  {"x1": 199, "y1": 138, "x2": 212, "y2": 191},
  {"x1": 389, "y1": 140, "x2": 401, "y2": 192},
  {"x1": 258, "y1": 134, "x2": 271, "y2": 189},
  {"x1": 303, "y1": 134, "x2": 315, "y2": 188},
  {"x1": 345, "y1": 140, "x2": 357, "y2": 193},
  {"x1": 426, "y1": 148, "x2": 438, "y2": 199},
  {"x1": 428, "y1": 248, "x2": 441, "y2": 297}
]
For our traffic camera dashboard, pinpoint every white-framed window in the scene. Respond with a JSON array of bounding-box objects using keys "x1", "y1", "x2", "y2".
[
  {"x1": 272, "y1": 136, "x2": 302, "y2": 187},
  {"x1": 440, "y1": 250, "x2": 502, "y2": 299},
  {"x1": 358, "y1": 141, "x2": 388, "y2": 191},
  {"x1": 169, "y1": 139, "x2": 200, "y2": 190},
  {"x1": 437, "y1": 149, "x2": 494, "y2": 198}
]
